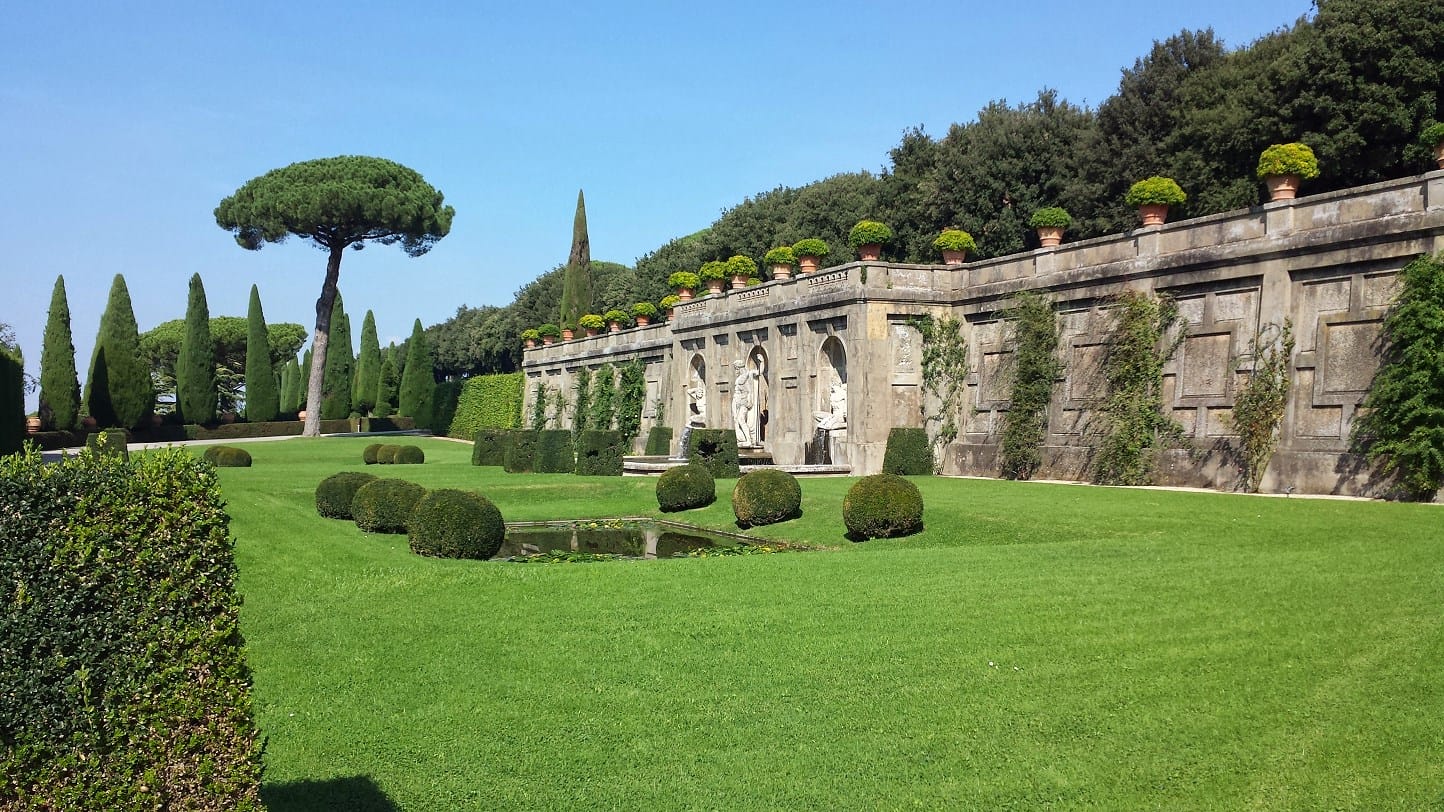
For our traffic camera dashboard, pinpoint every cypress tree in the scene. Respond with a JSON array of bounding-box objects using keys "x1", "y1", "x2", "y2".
[
  {"x1": 558, "y1": 189, "x2": 592, "y2": 329},
  {"x1": 375, "y1": 355, "x2": 398, "y2": 418},
  {"x1": 0, "y1": 335, "x2": 22, "y2": 455},
  {"x1": 280, "y1": 357, "x2": 301, "y2": 414},
  {"x1": 353, "y1": 310, "x2": 381, "y2": 416},
  {"x1": 176, "y1": 273, "x2": 216, "y2": 424},
  {"x1": 299, "y1": 348, "x2": 313, "y2": 414},
  {"x1": 39, "y1": 275, "x2": 81, "y2": 431},
  {"x1": 321, "y1": 294, "x2": 353, "y2": 419},
  {"x1": 398, "y1": 318, "x2": 433, "y2": 428},
  {"x1": 244, "y1": 284, "x2": 279, "y2": 422},
  {"x1": 85, "y1": 274, "x2": 153, "y2": 428}
]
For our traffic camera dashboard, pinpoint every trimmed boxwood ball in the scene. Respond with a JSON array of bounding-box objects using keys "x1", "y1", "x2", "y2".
[
  {"x1": 843, "y1": 473, "x2": 924, "y2": 540},
  {"x1": 394, "y1": 444, "x2": 425, "y2": 465},
  {"x1": 202, "y1": 445, "x2": 228, "y2": 465},
  {"x1": 352, "y1": 478, "x2": 427, "y2": 534},
  {"x1": 363, "y1": 443, "x2": 383, "y2": 464},
  {"x1": 315, "y1": 471, "x2": 378, "y2": 519},
  {"x1": 882, "y1": 427, "x2": 932, "y2": 475},
  {"x1": 210, "y1": 446, "x2": 252, "y2": 467},
  {"x1": 376, "y1": 444, "x2": 402, "y2": 464},
  {"x1": 408, "y1": 489, "x2": 505, "y2": 559},
  {"x1": 732, "y1": 469, "x2": 801, "y2": 527},
  {"x1": 657, "y1": 463, "x2": 716, "y2": 512}
]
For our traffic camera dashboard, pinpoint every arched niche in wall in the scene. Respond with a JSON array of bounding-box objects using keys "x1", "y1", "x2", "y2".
[{"x1": 685, "y1": 354, "x2": 707, "y2": 427}]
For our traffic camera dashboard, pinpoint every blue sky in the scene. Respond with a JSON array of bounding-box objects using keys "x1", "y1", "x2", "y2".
[{"x1": 2, "y1": 1, "x2": 1314, "y2": 408}]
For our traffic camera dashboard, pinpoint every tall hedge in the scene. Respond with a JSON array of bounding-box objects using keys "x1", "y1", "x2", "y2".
[
  {"x1": 686, "y1": 429, "x2": 741, "y2": 478},
  {"x1": 85, "y1": 274, "x2": 153, "y2": 429},
  {"x1": 243, "y1": 284, "x2": 279, "y2": 422},
  {"x1": 398, "y1": 318, "x2": 434, "y2": 429},
  {"x1": 39, "y1": 275, "x2": 81, "y2": 432},
  {"x1": 882, "y1": 427, "x2": 932, "y2": 475},
  {"x1": 503, "y1": 429, "x2": 538, "y2": 473},
  {"x1": 321, "y1": 294, "x2": 353, "y2": 420},
  {"x1": 353, "y1": 310, "x2": 381, "y2": 416},
  {"x1": 644, "y1": 426, "x2": 673, "y2": 456},
  {"x1": 0, "y1": 340, "x2": 22, "y2": 455},
  {"x1": 176, "y1": 273, "x2": 217, "y2": 425},
  {"x1": 0, "y1": 448, "x2": 264, "y2": 808},
  {"x1": 431, "y1": 380, "x2": 463, "y2": 436},
  {"x1": 536, "y1": 429, "x2": 576, "y2": 473},
  {"x1": 472, "y1": 428, "x2": 513, "y2": 466},
  {"x1": 448, "y1": 372, "x2": 524, "y2": 439},
  {"x1": 575, "y1": 429, "x2": 626, "y2": 476}
]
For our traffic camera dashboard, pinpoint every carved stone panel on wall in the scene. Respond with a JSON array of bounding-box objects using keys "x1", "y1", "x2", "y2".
[{"x1": 1177, "y1": 333, "x2": 1232, "y2": 399}]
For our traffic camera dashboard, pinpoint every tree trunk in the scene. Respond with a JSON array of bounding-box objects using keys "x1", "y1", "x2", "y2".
[{"x1": 303, "y1": 245, "x2": 344, "y2": 437}]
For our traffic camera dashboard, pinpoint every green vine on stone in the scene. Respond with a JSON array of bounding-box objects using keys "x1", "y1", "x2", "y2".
[
  {"x1": 529, "y1": 382, "x2": 547, "y2": 430},
  {"x1": 588, "y1": 364, "x2": 617, "y2": 430},
  {"x1": 572, "y1": 369, "x2": 592, "y2": 432},
  {"x1": 1227, "y1": 320, "x2": 1294, "y2": 493},
  {"x1": 1091, "y1": 290, "x2": 1185, "y2": 486},
  {"x1": 916, "y1": 314, "x2": 969, "y2": 467},
  {"x1": 1000, "y1": 292, "x2": 1061, "y2": 480},
  {"x1": 615, "y1": 359, "x2": 647, "y2": 441}
]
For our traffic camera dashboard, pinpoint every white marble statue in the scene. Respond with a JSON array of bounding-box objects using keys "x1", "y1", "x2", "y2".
[
  {"x1": 814, "y1": 380, "x2": 847, "y2": 431},
  {"x1": 686, "y1": 369, "x2": 707, "y2": 427},
  {"x1": 731, "y1": 358, "x2": 761, "y2": 446}
]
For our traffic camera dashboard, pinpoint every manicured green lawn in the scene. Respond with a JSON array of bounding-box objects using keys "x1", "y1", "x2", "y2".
[{"x1": 216, "y1": 437, "x2": 1443, "y2": 810}]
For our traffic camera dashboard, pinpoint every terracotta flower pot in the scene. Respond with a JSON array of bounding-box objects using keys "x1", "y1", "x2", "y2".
[
  {"x1": 636, "y1": 315, "x2": 651, "y2": 326},
  {"x1": 81, "y1": 415, "x2": 97, "y2": 430},
  {"x1": 561, "y1": 328, "x2": 574, "y2": 341},
  {"x1": 542, "y1": 336, "x2": 555, "y2": 346},
  {"x1": 1036, "y1": 227, "x2": 1064, "y2": 248},
  {"x1": 771, "y1": 264, "x2": 792, "y2": 280},
  {"x1": 857, "y1": 243, "x2": 882, "y2": 261},
  {"x1": 678, "y1": 288, "x2": 694, "y2": 301},
  {"x1": 524, "y1": 338, "x2": 536, "y2": 349},
  {"x1": 1433, "y1": 141, "x2": 1443, "y2": 169},
  {"x1": 707, "y1": 279, "x2": 725, "y2": 295},
  {"x1": 666, "y1": 309, "x2": 675, "y2": 322},
  {"x1": 797, "y1": 256, "x2": 820, "y2": 274},
  {"x1": 1139, "y1": 204, "x2": 1170, "y2": 226},
  {"x1": 585, "y1": 327, "x2": 599, "y2": 337},
  {"x1": 296, "y1": 410, "x2": 307, "y2": 421},
  {"x1": 608, "y1": 322, "x2": 622, "y2": 333},
  {"x1": 1265, "y1": 174, "x2": 1301, "y2": 201},
  {"x1": 26, "y1": 416, "x2": 41, "y2": 434},
  {"x1": 942, "y1": 249, "x2": 968, "y2": 265},
  {"x1": 730, "y1": 275, "x2": 748, "y2": 290}
]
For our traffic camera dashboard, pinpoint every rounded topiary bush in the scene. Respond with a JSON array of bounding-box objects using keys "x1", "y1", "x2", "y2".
[
  {"x1": 315, "y1": 471, "x2": 379, "y2": 519},
  {"x1": 657, "y1": 463, "x2": 716, "y2": 512},
  {"x1": 843, "y1": 473, "x2": 924, "y2": 540},
  {"x1": 363, "y1": 443, "x2": 383, "y2": 464},
  {"x1": 394, "y1": 445, "x2": 425, "y2": 465},
  {"x1": 376, "y1": 444, "x2": 402, "y2": 464},
  {"x1": 351, "y1": 478, "x2": 427, "y2": 534},
  {"x1": 211, "y1": 446, "x2": 252, "y2": 467},
  {"x1": 408, "y1": 489, "x2": 506, "y2": 560},
  {"x1": 732, "y1": 469, "x2": 802, "y2": 527},
  {"x1": 882, "y1": 427, "x2": 932, "y2": 476}
]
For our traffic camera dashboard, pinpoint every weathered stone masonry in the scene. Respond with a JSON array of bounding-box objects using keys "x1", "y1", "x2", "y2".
[{"x1": 523, "y1": 170, "x2": 1444, "y2": 495}]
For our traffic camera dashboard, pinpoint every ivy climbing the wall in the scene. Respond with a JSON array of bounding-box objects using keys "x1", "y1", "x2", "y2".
[
  {"x1": 1091, "y1": 290, "x2": 1185, "y2": 486},
  {"x1": 572, "y1": 368, "x2": 592, "y2": 432},
  {"x1": 1228, "y1": 320, "x2": 1294, "y2": 493},
  {"x1": 615, "y1": 359, "x2": 647, "y2": 441},
  {"x1": 916, "y1": 314, "x2": 969, "y2": 466},
  {"x1": 1000, "y1": 292, "x2": 1062, "y2": 480},
  {"x1": 588, "y1": 364, "x2": 617, "y2": 430},
  {"x1": 529, "y1": 381, "x2": 548, "y2": 430}
]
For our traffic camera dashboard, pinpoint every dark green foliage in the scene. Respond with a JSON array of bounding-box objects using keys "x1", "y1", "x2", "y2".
[
  {"x1": 656, "y1": 463, "x2": 716, "y2": 512},
  {"x1": 375, "y1": 355, "x2": 399, "y2": 418},
  {"x1": 503, "y1": 430, "x2": 539, "y2": 473},
  {"x1": 615, "y1": 359, "x2": 647, "y2": 441},
  {"x1": 321, "y1": 295, "x2": 353, "y2": 420},
  {"x1": 39, "y1": 275, "x2": 81, "y2": 431},
  {"x1": 1000, "y1": 293, "x2": 1062, "y2": 480},
  {"x1": 204, "y1": 446, "x2": 253, "y2": 467},
  {"x1": 559, "y1": 189, "x2": 593, "y2": 329},
  {"x1": 85, "y1": 428, "x2": 129, "y2": 460},
  {"x1": 571, "y1": 368, "x2": 592, "y2": 432},
  {"x1": 0, "y1": 449, "x2": 264, "y2": 809},
  {"x1": 1092, "y1": 291, "x2": 1186, "y2": 486},
  {"x1": 588, "y1": 364, "x2": 616, "y2": 430},
  {"x1": 917, "y1": 315, "x2": 969, "y2": 448},
  {"x1": 843, "y1": 473, "x2": 925, "y2": 540},
  {"x1": 398, "y1": 319, "x2": 434, "y2": 428},
  {"x1": 243, "y1": 285, "x2": 279, "y2": 423},
  {"x1": 448, "y1": 373, "x2": 524, "y2": 439},
  {"x1": 644, "y1": 426, "x2": 673, "y2": 456},
  {"x1": 431, "y1": 380, "x2": 463, "y2": 436},
  {"x1": 732, "y1": 469, "x2": 802, "y2": 527},
  {"x1": 472, "y1": 429, "x2": 512, "y2": 466},
  {"x1": 299, "y1": 348, "x2": 312, "y2": 410},
  {"x1": 685, "y1": 429, "x2": 740, "y2": 478},
  {"x1": 535, "y1": 429, "x2": 576, "y2": 473},
  {"x1": 280, "y1": 356, "x2": 302, "y2": 415},
  {"x1": 176, "y1": 273, "x2": 217, "y2": 425},
  {"x1": 375, "y1": 444, "x2": 402, "y2": 464},
  {"x1": 353, "y1": 310, "x2": 381, "y2": 416},
  {"x1": 352, "y1": 478, "x2": 426, "y2": 534},
  {"x1": 1230, "y1": 321, "x2": 1295, "y2": 493},
  {"x1": 574, "y1": 430, "x2": 625, "y2": 476},
  {"x1": 363, "y1": 443, "x2": 383, "y2": 464},
  {"x1": 315, "y1": 471, "x2": 378, "y2": 519},
  {"x1": 408, "y1": 489, "x2": 505, "y2": 560},
  {"x1": 394, "y1": 445, "x2": 425, "y2": 465},
  {"x1": 85, "y1": 274, "x2": 153, "y2": 429},
  {"x1": 0, "y1": 339, "x2": 21, "y2": 456},
  {"x1": 1353, "y1": 253, "x2": 1444, "y2": 499},
  {"x1": 141, "y1": 317, "x2": 307, "y2": 417},
  {"x1": 882, "y1": 428, "x2": 932, "y2": 476},
  {"x1": 529, "y1": 381, "x2": 548, "y2": 430},
  {"x1": 26, "y1": 430, "x2": 84, "y2": 452}
]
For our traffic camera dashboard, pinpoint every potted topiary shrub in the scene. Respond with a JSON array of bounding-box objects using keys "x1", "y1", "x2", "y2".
[
  {"x1": 1256, "y1": 143, "x2": 1320, "y2": 201},
  {"x1": 727, "y1": 255, "x2": 758, "y2": 290},
  {"x1": 578, "y1": 313, "x2": 605, "y2": 337},
  {"x1": 660, "y1": 294, "x2": 681, "y2": 322},
  {"x1": 699, "y1": 261, "x2": 729, "y2": 294},
  {"x1": 849, "y1": 220, "x2": 893, "y2": 261},
  {"x1": 1421, "y1": 123, "x2": 1444, "y2": 169},
  {"x1": 932, "y1": 228, "x2": 976, "y2": 264},
  {"x1": 520, "y1": 328, "x2": 540, "y2": 349},
  {"x1": 792, "y1": 238, "x2": 829, "y2": 274},
  {"x1": 537, "y1": 323, "x2": 560, "y2": 345},
  {"x1": 1027, "y1": 208, "x2": 1072, "y2": 248},
  {"x1": 560, "y1": 322, "x2": 575, "y2": 341},
  {"x1": 632, "y1": 301, "x2": 658, "y2": 326},
  {"x1": 667, "y1": 270, "x2": 700, "y2": 301},
  {"x1": 1124, "y1": 177, "x2": 1187, "y2": 226},
  {"x1": 764, "y1": 246, "x2": 797, "y2": 280},
  {"x1": 603, "y1": 308, "x2": 629, "y2": 332}
]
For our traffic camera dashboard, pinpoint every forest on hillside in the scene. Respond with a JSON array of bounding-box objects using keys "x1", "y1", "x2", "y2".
[{"x1": 429, "y1": 0, "x2": 1442, "y2": 378}]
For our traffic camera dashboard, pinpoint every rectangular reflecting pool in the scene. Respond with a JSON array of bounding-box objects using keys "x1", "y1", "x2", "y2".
[{"x1": 496, "y1": 518, "x2": 769, "y2": 561}]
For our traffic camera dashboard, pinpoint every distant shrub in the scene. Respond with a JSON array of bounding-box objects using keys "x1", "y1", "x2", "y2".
[
  {"x1": 732, "y1": 469, "x2": 802, "y2": 527},
  {"x1": 210, "y1": 446, "x2": 253, "y2": 467},
  {"x1": 932, "y1": 228, "x2": 977, "y2": 252},
  {"x1": 578, "y1": 314, "x2": 605, "y2": 330},
  {"x1": 472, "y1": 428, "x2": 511, "y2": 466},
  {"x1": 657, "y1": 463, "x2": 716, "y2": 511},
  {"x1": 685, "y1": 429, "x2": 740, "y2": 479},
  {"x1": 394, "y1": 444, "x2": 425, "y2": 465},
  {"x1": 537, "y1": 323, "x2": 560, "y2": 339},
  {"x1": 848, "y1": 220, "x2": 893, "y2": 247},
  {"x1": 1256, "y1": 142, "x2": 1320, "y2": 180},
  {"x1": 726, "y1": 255, "x2": 758, "y2": 278},
  {"x1": 408, "y1": 489, "x2": 506, "y2": 560},
  {"x1": 85, "y1": 427, "x2": 128, "y2": 460},
  {"x1": 603, "y1": 308, "x2": 630, "y2": 325},
  {"x1": 1027, "y1": 207, "x2": 1073, "y2": 229},
  {"x1": 668, "y1": 271, "x2": 700, "y2": 290},
  {"x1": 1125, "y1": 176, "x2": 1187, "y2": 207},
  {"x1": 352, "y1": 478, "x2": 426, "y2": 534},
  {"x1": 882, "y1": 427, "x2": 932, "y2": 475},
  {"x1": 575, "y1": 429, "x2": 626, "y2": 476},
  {"x1": 503, "y1": 429, "x2": 538, "y2": 473},
  {"x1": 659, "y1": 294, "x2": 681, "y2": 310},
  {"x1": 764, "y1": 246, "x2": 796, "y2": 266},
  {"x1": 843, "y1": 473, "x2": 924, "y2": 539},
  {"x1": 363, "y1": 443, "x2": 383, "y2": 464},
  {"x1": 376, "y1": 443, "x2": 402, "y2": 464},
  {"x1": 535, "y1": 429, "x2": 575, "y2": 473},
  {"x1": 698, "y1": 260, "x2": 730, "y2": 282},
  {"x1": 1421, "y1": 122, "x2": 1444, "y2": 146},
  {"x1": 644, "y1": 425, "x2": 673, "y2": 456},
  {"x1": 631, "y1": 301, "x2": 658, "y2": 319},
  {"x1": 315, "y1": 471, "x2": 378, "y2": 519},
  {"x1": 792, "y1": 238, "x2": 829, "y2": 258}
]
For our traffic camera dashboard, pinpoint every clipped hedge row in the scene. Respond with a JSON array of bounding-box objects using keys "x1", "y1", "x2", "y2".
[
  {"x1": 535, "y1": 429, "x2": 575, "y2": 473},
  {"x1": 644, "y1": 426, "x2": 673, "y2": 456},
  {"x1": 503, "y1": 430, "x2": 538, "y2": 473},
  {"x1": 882, "y1": 427, "x2": 932, "y2": 475},
  {"x1": 431, "y1": 380, "x2": 464, "y2": 437},
  {"x1": 575, "y1": 430, "x2": 625, "y2": 476},
  {"x1": 685, "y1": 429, "x2": 740, "y2": 478},
  {"x1": 448, "y1": 373, "x2": 524, "y2": 440},
  {"x1": 471, "y1": 428, "x2": 512, "y2": 466},
  {"x1": 0, "y1": 448, "x2": 263, "y2": 809}
]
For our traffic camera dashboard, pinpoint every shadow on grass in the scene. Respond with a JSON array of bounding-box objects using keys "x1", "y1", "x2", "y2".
[{"x1": 262, "y1": 775, "x2": 397, "y2": 811}]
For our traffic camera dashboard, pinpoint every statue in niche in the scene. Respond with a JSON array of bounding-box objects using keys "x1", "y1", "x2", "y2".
[
  {"x1": 814, "y1": 379, "x2": 847, "y2": 431},
  {"x1": 685, "y1": 367, "x2": 707, "y2": 427},
  {"x1": 731, "y1": 357, "x2": 762, "y2": 447}
]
